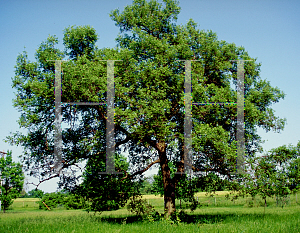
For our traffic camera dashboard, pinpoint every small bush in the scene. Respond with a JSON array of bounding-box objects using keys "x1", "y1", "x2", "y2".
[
  {"x1": 145, "y1": 210, "x2": 188, "y2": 225},
  {"x1": 126, "y1": 195, "x2": 154, "y2": 216},
  {"x1": 245, "y1": 199, "x2": 254, "y2": 208}
]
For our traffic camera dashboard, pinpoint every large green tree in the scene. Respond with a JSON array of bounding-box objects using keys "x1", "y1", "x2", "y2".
[
  {"x1": 0, "y1": 151, "x2": 25, "y2": 213},
  {"x1": 8, "y1": 0, "x2": 286, "y2": 216}
]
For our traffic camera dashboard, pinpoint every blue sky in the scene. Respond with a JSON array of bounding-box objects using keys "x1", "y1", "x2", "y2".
[{"x1": 0, "y1": 0, "x2": 299, "y2": 193}]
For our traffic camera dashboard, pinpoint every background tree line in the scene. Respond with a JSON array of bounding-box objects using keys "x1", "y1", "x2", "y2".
[{"x1": 15, "y1": 140, "x2": 299, "y2": 214}]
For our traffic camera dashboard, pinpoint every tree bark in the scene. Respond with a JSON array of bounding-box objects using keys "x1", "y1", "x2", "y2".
[
  {"x1": 157, "y1": 141, "x2": 175, "y2": 217},
  {"x1": 264, "y1": 197, "x2": 267, "y2": 215},
  {"x1": 174, "y1": 150, "x2": 185, "y2": 211}
]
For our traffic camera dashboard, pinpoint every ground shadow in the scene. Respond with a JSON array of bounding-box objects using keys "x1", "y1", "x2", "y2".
[
  {"x1": 90, "y1": 215, "x2": 144, "y2": 224},
  {"x1": 89, "y1": 211, "x2": 269, "y2": 225},
  {"x1": 177, "y1": 212, "x2": 267, "y2": 224}
]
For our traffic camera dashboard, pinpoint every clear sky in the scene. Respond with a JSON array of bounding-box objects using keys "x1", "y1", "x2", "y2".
[{"x1": 0, "y1": 0, "x2": 299, "y2": 193}]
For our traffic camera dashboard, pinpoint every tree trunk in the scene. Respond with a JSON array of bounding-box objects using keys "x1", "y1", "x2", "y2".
[
  {"x1": 264, "y1": 197, "x2": 267, "y2": 215},
  {"x1": 174, "y1": 150, "x2": 185, "y2": 212},
  {"x1": 157, "y1": 142, "x2": 176, "y2": 217}
]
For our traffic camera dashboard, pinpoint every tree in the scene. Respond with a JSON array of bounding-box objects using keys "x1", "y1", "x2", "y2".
[
  {"x1": 28, "y1": 189, "x2": 44, "y2": 198},
  {"x1": 151, "y1": 161, "x2": 199, "y2": 210},
  {"x1": 243, "y1": 142, "x2": 299, "y2": 211},
  {"x1": 19, "y1": 189, "x2": 29, "y2": 198},
  {"x1": 287, "y1": 141, "x2": 300, "y2": 196},
  {"x1": 0, "y1": 151, "x2": 25, "y2": 213},
  {"x1": 253, "y1": 156, "x2": 276, "y2": 211},
  {"x1": 140, "y1": 176, "x2": 154, "y2": 194},
  {"x1": 268, "y1": 144, "x2": 297, "y2": 207},
  {"x1": 8, "y1": 0, "x2": 286, "y2": 216}
]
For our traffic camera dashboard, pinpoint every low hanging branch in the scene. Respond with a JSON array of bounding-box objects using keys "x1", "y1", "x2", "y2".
[{"x1": 121, "y1": 159, "x2": 160, "y2": 181}]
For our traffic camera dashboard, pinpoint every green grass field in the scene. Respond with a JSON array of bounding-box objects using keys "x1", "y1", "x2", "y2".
[{"x1": 1, "y1": 191, "x2": 299, "y2": 233}]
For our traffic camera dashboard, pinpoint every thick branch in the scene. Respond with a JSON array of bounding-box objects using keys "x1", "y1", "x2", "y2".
[
  {"x1": 96, "y1": 105, "x2": 107, "y2": 121},
  {"x1": 121, "y1": 159, "x2": 160, "y2": 181},
  {"x1": 27, "y1": 173, "x2": 60, "y2": 189},
  {"x1": 115, "y1": 136, "x2": 131, "y2": 148},
  {"x1": 115, "y1": 123, "x2": 157, "y2": 150}
]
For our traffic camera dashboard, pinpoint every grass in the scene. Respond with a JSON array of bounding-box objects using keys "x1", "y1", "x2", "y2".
[{"x1": 0, "y1": 192, "x2": 299, "y2": 232}]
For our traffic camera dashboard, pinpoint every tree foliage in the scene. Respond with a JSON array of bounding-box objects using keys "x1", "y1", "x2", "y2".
[
  {"x1": 28, "y1": 188, "x2": 44, "y2": 198},
  {"x1": 38, "y1": 191, "x2": 88, "y2": 210},
  {"x1": 0, "y1": 151, "x2": 25, "y2": 213},
  {"x1": 7, "y1": 0, "x2": 286, "y2": 216},
  {"x1": 75, "y1": 153, "x2": 141, "y2": 213},
  {"x1": 241, "y1": 142, "x2": 300, "y2": 210},
  {"x1": 139, "y1": 176, "x2": 154, "y2": 194}
]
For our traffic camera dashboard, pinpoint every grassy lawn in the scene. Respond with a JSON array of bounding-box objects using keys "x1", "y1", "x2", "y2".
[{"x1": 0, "y1": 192, "x2": 299, "y2": 233}]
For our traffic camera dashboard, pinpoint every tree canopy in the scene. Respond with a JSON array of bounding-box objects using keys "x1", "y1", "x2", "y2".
[
  {"x1": 240, "y1": 142, "x2": 300, "y2": 211},
  {"x1": 0, "y1": 151, "x2": 24, "y2": 213},
  {"x1": 7, "y1": 0, "x2": 286, "y2": 216}
]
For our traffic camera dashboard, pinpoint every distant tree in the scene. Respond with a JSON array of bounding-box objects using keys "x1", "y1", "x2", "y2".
[
  {"x1": 267, "y1": 144, "x2": 298, "y2": 207},
  {"x1": 140, "y1": 177, "x2": 153, "y2": 194},
  {"x1": 19, "y1": 189, "x2": 29, "y2": 198},
  {"x1": 243, "y1": 142, "x2": 299, "y2": 211},
  {"x1": 254, "y1": 157, "x2": 277, "y2": 211},
  {"x1": 28, "y1": 189, "x2": 44, "y2": 198},
  {"x1": 287, "y1": 142, "x2": 300, "y2": 196},
  {"x1": 0, "y1": 151, "x2": 25, "y2": 213},
  {"x1": 288, "y1": 158, "x2": 300, "y2": 193}
]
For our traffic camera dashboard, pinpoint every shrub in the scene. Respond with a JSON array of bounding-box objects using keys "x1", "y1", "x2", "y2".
[
  {"x1": 38, "y1": 192, "x2": 89, "y2": 210},
  {"x1": 126, "y1": 195, "x2": 154, "y2": 216},
  {"x1": 64, "y1": 194, "x2": 88, "y2": 210},
  {"x1": 145, "y1": 210, "x2": 187, "y2": 225},
  {"x1": 38, "y1": 192, "x2": 66, "y2": 210}
]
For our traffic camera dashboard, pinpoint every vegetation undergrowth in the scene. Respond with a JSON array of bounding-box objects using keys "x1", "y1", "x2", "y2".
[{"x1": 1, "y1": 192, "x2": 299, "y2": 233}]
